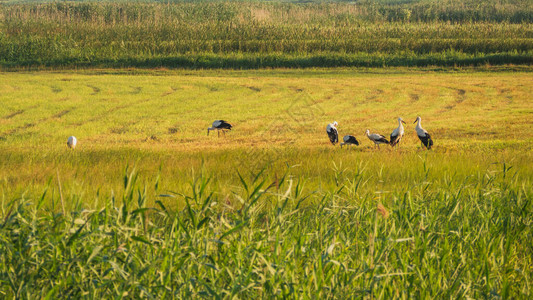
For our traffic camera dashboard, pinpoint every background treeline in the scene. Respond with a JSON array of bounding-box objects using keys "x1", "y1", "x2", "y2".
[{"x1": 0, "y1": 0, "x2": 532, "y2": 69}]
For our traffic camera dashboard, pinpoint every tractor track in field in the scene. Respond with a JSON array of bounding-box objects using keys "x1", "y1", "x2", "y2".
[
  {"x1": 87, "y1": 85, "x2": 101, "y2": 95},
  {"x1": 406, "y1": 84, "x2": 469, "y2": 113},
  {"x1": 360, "y1": 89, "x2": 384, "y2": 104},
  {"x1": 289, "y1": 86, "x2": 304, "y2": 93},
  {"x1": 409, "y1": 83, "x2": 469, "y2": 103},
  {"x1": 50, "y1": 86, "x2": 62, "y2": 93},
  {"x1": 441, "y1": 87, "x2": 467, "y2": 111},
  {"x1": 449, "y1": 87, "x2": 467, "y2": 104},
  {"x1": 52, "y1": 110, "x2": 71, "y2": 119},
  {"x1": 497, "y1": 87, "x2": 515, "y2": 102},
  {"x1": 108, "y1": 117, "x2": 145, "y2": 134},
  {"x1": 2, "y1": 110, "x2": 24, "y2": 120},
  {"x1": 1, "y1": 105, "x2": 39, "y2": 120},
  {"x1": 161, "y1": 87, "x2": 179, "y2": 97},
  {"x1": 0, "y1": 109, "x2": 72, "y2": 140},
  {"x1": 243, "y1": 85, "x2": 261, "y2": 92},
  {"x1": 129, "y1": 86, "x2": 142, "y2": 94},
  {"x1": 87, "y1": 84, "x2": 141, "y2": 95},
  {"x1": 70, "y1": 98, "x2": 151, "y2": 127}
]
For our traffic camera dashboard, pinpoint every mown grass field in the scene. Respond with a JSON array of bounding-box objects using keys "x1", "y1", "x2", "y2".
[
  {"x1": 1, "y1": 68, "x2": 532, "y2": 298},
  {"x1": 1, "y1": 68, "x2": 532, "y2": 200}
]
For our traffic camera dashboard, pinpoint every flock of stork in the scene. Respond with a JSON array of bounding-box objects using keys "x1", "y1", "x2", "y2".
[
  {"x1": 200, "y1": 117, "x2": 433, "y2": 150},
  {"x1": 66, "y1": 117, "x2": 433, "y2": 150},
  {"x1": 326, "y1": 116, "x2": 433, "y2": 149}
]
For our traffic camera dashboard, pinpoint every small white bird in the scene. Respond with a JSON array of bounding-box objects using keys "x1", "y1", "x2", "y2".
[
  {"x1": 414, "y1": 116, "x2": 433, "y2": 150},
  {"x1": 365, "y1": 129, "x2": 389, "y2": 149},
  {"x1": 67, "y1": 136, "x2": 77, "y2": 149},
  {"x1": 326, "y1": 121, "x2": 339, "y2": 145},
  {"x1": 340, "y1": 135, "x2": 360, "y2": 148},
  {"x1": 207, "y1": 120, "x2": 233, "y2": 137},
  {"x1": 390, "y1": 117, "x2": 407, "y2": 147}
]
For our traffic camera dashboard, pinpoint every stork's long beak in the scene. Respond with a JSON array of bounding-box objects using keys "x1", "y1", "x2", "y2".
[
  {"x1": 401, "y1": 120, "x2": 406, "y2": 124},
  {"x1": 413, "y1": 120, "x2": 417, "y2": 123},
  {"x1": 207, "y1": 129, "x2": 209, "y2": 136}
]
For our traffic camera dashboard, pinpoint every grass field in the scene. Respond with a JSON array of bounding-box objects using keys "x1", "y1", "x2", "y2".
[
  {"x1": 2, "y1": 0, "x2": 532, "y2": 297},
  {"x1": 1, "y1": 68, "x2": 532, "y2": 200},
  {"x1": 1, "y1": 68, "x2": 532, "y2": 297}
]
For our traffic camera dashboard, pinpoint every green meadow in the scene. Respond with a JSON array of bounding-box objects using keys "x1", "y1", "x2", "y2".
[
  {"x1": 0, "y1": 69, "x2": 532, "y2": 297},
  {"x1": 1, "y1": 69, "x2": 532, "y2": 201}
]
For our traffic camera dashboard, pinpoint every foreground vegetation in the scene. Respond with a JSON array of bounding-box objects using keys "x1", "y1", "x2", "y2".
[
  {"x1": 1, "y1": 159, "x2": 532, "y2": 298},
  {"x1": 1, "y1": 0, "x2": 532, "y2": 68}
]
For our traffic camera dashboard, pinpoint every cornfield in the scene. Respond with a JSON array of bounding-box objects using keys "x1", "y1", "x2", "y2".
[{"x1": 1, "y1": 0, "x2": 532, "y2": 68}]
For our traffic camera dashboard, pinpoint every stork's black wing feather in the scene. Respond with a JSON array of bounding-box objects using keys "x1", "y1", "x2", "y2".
[
  {"x1": 346, "y1": 135, "x2": 359, "y2": 145},
  {"x1": 377, "y1": 135, "x2": 390, "y2": 144},
  {"x1": 390, "y1": 134, "x2": 401, "y2": 147},
  {"x1": 217, "y1": 120, "x2": 232, "y2": 130},
  {"x1": 327, "y1": 128, "x2": 338, "y2": 145},
  {"x1": 418, "y1": 133, "x2": 433, "y2": 149}
]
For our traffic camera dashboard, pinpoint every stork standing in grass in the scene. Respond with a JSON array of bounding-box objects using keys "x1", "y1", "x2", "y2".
[
  {"x1": 414, "y1": 116, "x2": 433, "y2": 149},
  {"x1": 390, "y1": 117, "x2": 406, "y2": 148},
  {"x1": 326, "y1": 121, "x2": 339, "y2": 145},
  {"x1": 340, "y1": 135, "x2": 359, "y2": 148},
  {"x1": 67, "y1": 136, "x2": 77, "y2": 149},
  {"x1": 207, "y1": 120, "x2": 233, "y2": 137},
  {"x1": 365, "y1": 129, "x2": 389, "y2": 149}
]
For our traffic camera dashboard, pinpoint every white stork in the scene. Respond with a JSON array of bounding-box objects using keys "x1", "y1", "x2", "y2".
[
  {"x1": 67, "y1": 136, "x2": 77, "y2": 149},
  {"x1": 340, "y1": 135, "x2": 360, "y2": 148},
  {"x1": 414, "y1": 116, "x2": 433, "y2": 150},
  {"x1": 207, "y1": 120, "x2": 233, "y2": 137},
  {"x1": 365, "y1": 129, "x2": 389, "y2": 149},
  {"x1": 390, "y1": 117, "x2": 406, "y2": 147},
  {"x1": 326, "y1": 121, "x2": 339, "y2": 145}
]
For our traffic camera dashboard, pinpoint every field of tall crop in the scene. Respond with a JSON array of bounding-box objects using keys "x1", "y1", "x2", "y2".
[
  {"x1": 0, "y1": 69, "x2": 532, "y2": 297},
  {"x1": 1, "y1": 0, "x2": 533, "y2": 68}
]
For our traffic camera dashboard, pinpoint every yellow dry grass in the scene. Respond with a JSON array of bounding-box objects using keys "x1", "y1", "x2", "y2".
[{"x1": 0, "y1": 69, "x2": 531, "y2": 206}]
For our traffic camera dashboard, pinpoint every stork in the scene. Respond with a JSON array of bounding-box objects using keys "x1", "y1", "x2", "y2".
[
  {"x1": 390, "y1": 117, "x2": 406, "y2": 147},
  {"x1": 207, "y1": 120, "x2": 232, "y2": 137},
  {"x1": 67, "y1": 136, "x2": 77, "y2": 149},
  {"x1": 326, "y1": 121, "x2": 339, "y2": 145},
  {"x1": 365, "y1": 129, "x2": 389, "y2": 149},
  {"x1": 340, "y1": 135, "x2": 360, "y2": 148},
  {"x1": 414, "y1": 116, "x2": 433, "y2": 150}
]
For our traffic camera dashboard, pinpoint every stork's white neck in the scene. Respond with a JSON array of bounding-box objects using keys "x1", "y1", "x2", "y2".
[
  {"x1": 415, "y1": 118, "x2": 422, "y2": 129},
  {"x1": 398, "y1": 119, "x2": 404, "y2": 128}
]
